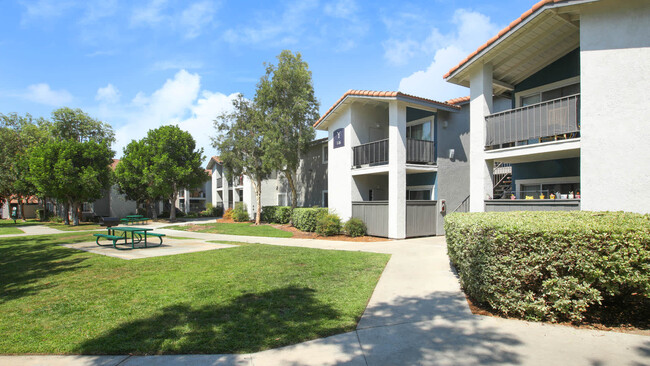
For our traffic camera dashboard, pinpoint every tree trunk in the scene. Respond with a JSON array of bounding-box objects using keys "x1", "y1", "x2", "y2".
[
  {"x1": 64, "y1": 202, "x2": 70, "y2": 225},
  {"x1": 72, "y1": 202, "x2": 80, "y2": 226},
  {"x1": 169, "y1": 184, "x2": 178, "y2": 222},
  {"x1": 18, "y1": 196, "x2": 26, "y2": 222},
  {"x1": 253, "y1": 178, "x2": 262, "y2": 225},
  {"x1": 284, "y1": 170, "x2": 298, "y2": 225}
]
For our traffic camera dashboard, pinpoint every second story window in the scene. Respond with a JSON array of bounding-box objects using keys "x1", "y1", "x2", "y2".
[
  {"x1": 322, "y1": 144, "x2": 328, "y2": 164},
  {"x1": 407, "y1": 120, "x2": 432, "y2": 141}
]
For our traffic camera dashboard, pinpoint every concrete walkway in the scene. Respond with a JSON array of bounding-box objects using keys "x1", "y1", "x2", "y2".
[{"x1": 2, "y1": 230, "x2": 649, "y2": 365}]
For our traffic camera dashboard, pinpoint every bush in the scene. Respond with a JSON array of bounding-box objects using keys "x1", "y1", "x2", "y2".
[
  {"x1": 344, "y1": 218, "x2": 367, "y2": 237},
  {"x1": 261, "y1": 206, "x2": 292, "y2": 224},
  {"x1": 232, "y1": 203, "x2": 250, "y2": 222},
  {"x1": 223, "y1": 208, "x2": 233, "y2": 220},
  {"x1": 316, "y1": 213, "x2": 342, "y2": 236},
  {"x1": 159, "y1": 208, "x2": 185, "y2": 219},
  {"x1": 36, "y1": 209, "x2": 48, "y2": 222},
  {"x1": 444, "y1": 211, "x2": 650, "y2": 323},
  {"x1": 292, "y1": 207, "x2": 328, "y2": 232}
]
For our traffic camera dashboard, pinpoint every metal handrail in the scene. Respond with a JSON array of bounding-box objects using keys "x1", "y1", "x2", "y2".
[
  {"x1": 452, "y1": 195, "x2": 470, "y2": 213},
  {"x1": 486, "y1": 94, "x2": 580, "y2": 147}
]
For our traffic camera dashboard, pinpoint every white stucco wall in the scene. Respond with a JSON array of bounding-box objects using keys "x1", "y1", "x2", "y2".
[
  {"x1": 580, "y1": 0, "x2": 650, "y2": 213},
  {"x1": 327, "y1": 107, "x2": 353, "y2": 220}
]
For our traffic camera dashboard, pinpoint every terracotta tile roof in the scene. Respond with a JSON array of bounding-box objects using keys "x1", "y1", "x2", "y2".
[
  {"x1": 446, "y1": 96, "x2": 470, "y2": 105},
  {"x1": 314, "y1": 89, "x2": 459, "y2": 128},
  {"x1": 211, "y1": 155, "x2": 222, "y2": 163},
  {"x1": 205, "y1": 169, "x2": 212, "y2": 176},
  {"x1": 110, "y1": 159, "x2": 120, "y2": 170},
  {"x1": 10, "y1": 196, "x2": 39, "y2": 204},
  {"x1": 444, "y1": 0, "x2": 569, "y2": 79}
]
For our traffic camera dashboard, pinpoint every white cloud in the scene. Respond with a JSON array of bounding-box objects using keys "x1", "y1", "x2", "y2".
[
  {"x1": 223, "y1": 0, "x2": 318, "y2": 46},
  {"x1": 397, "y1": 9, "x2": 502, "y2": 101},
  {"x1": 152, "y1": 59, "x2": 204, "y2": 71},
  {"x1": 324, "y1": 0, "x2": 359, "y2": 20},
  {"x1": 130, "y1": 0, "x2": 168, "y2": 27},
  {"x1": 180, "y1": 1, "x2": 216, "y2": 39},
  {"x1": 22, "y1": 83, "x2": 74, "y2": 106},
  {"x1": 98, "y1": 70, "x2": 237, "y2": 160},
  {"x1": 20, "y1": 0, "x2": 75, "y2": 24},
  {"x1": 95, "y1": 84, "x2": 121, "y2": 104}
]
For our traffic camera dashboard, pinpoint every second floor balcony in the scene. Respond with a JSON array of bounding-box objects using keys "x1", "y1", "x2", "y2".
[
  {"x1": 485, "y1": 94, "x2": 580, "y2": 150},
  {"x1": 352, "y1": 138, "x2": 436, "y2": 168}
]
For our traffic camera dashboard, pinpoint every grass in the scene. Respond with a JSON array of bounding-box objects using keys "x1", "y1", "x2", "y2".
[
  {"x1": 0, "y1": 233, "x2": 389, "y2": 355},
  {"x1": 0, "y1": 226, "x2": 23, "y2": 235},
  {"x1": 166, "y1": 222, "x2": 294, "y2": 238}
]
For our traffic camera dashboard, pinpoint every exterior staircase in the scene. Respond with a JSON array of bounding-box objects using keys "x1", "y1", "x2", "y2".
[{"x1": 492, "y1": 162, "x2": 512, "y2": 199}]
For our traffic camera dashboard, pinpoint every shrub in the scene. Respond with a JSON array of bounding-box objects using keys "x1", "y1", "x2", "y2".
[
  {"x1": 292, "y1": 207, "x2": 328, "y2": 232},
  {"x1": 316, "y1": 213, "x2": 342, "y2": 236},
  {"x1": 344, "y1": 218, "x2": 367, "y2": 237},
  {"x1": 444, "y1": 211, "x2": 650, "y2": 323},
  {"x1": 36, "y1": 209, "x2": 48, "y2": 222},
  {"x1": 232, "y1": 203, "x2": 250, "y2": 222},
  {"x1": 223, "y1": 208, "x2": 233, "y2": 220},
  {"x1": 261, "y1": 206, "x2": 292, "y2": 224}
]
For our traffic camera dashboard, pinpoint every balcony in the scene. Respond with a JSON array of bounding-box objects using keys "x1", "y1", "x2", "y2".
[
  {"x1": 485, "y1": 94, "x2": 580, "y2": 149},
  {"x1": 352, "y1": 139, "x2": 436, "y2": 168}
]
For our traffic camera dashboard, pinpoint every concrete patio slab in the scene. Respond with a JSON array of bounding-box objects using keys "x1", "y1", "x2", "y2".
[
  {"x1": 251, "y1": 332, "x2": 366, "y2": 366},
  {"x1": 0, "y1": 355, "x2": 129, "y2": 365},
  {"x1": 122, "y1": 354, "x2": 252, "y2": 366},
  {"x1": 61, "y1": 239, "x2": 238, "y2": 260}
]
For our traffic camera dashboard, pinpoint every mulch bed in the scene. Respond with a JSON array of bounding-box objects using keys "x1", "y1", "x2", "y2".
[{"x1": 271, "y1": 224, "x2": 388, "y2": 242}]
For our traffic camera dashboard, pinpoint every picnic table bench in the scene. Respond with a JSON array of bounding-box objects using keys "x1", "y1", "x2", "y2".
[
  {"x1": 93, "y1": 227, "x2": 165, "y2": 250},
  {"x1": 120, "y1": 215, "x2": 150, "y2": 225}
]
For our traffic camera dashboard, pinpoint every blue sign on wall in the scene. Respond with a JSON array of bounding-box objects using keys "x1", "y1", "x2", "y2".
[{"x1": 333, "y1": 128, "x2": 345, "y2": 148}]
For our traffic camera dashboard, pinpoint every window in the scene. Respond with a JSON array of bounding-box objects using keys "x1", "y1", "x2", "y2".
[
  {"x1": 322, "y1": 190, "x2": 328, "y2": 207},
  {"x1": 406, "y1": 189, "x2": 431, "y2": 200},
  {"x1": 519, "y1": 82, "x2": 580, "y2": 106},
  {"x1": 368, "y1": 189, "x2": 374, "y2": 201},
  {"x1": 322, "y1": 144, "x2": 328, "y2": 164},
  {"x1": 278, "y1": 193, "x2": 287, "y2": 206},
  {"x1": 406, "y1": 120, "x2": 432, "y2": 141}
]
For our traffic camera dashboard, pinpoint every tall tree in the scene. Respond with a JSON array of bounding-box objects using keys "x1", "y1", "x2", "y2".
[
  {"x1": 256, "y1": 50, "x2": 320, "y2": 215},
  {"x1": 30, "y1": 140, "x2": 114, "y2": 225},
  {"x1": 0, "y1": 113, "x2": 51, "y2": 220},
  {"x1": 114, "y1": 140, "x2": 162, "y2": 219},
  {"x1": 144, "y1": 125, "x2": 207, "y2": 222},
  {"x1": 50, "y1": 107, "x2": 115, "y2": 144},
  {"x1": 213, "y1": 95, "x2": 271, "y2": 225}
]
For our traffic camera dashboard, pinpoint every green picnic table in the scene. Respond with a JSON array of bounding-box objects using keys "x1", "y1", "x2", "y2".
[
  {"x1": 121, "y1": 215, "x2": 150, "y2": 225},
  {"x1": 93, "y1": 226, "x2": 165, "y2": 250}
]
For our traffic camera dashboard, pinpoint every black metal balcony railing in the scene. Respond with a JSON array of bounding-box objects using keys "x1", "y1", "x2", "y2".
[
  {"x1": 406, "y1": 139, "x2": 436, "y2": 164},
  {"x1": 353, "y1": 138, "x2": 388, "y2": 166},
  {"x1": 485, "y1": 94, "x2": 580, "y2": 148},
  {"x1": 352, "y1": 138, "x2": 436, "y2": 167}
]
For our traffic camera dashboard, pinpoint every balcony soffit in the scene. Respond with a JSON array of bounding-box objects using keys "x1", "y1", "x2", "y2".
[{"x1": 448, "y1": 6, "x2": 583, "y2": 96}]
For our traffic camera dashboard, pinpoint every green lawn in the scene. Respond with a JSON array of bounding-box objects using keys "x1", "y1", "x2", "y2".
[
  {"x1": 166, "y1": 222, "x2": 294, "y2": 238},
  {"x1": 0, "y1": 233, "x2": 389, "y2": 355},
  {"x1": 0, "y1": 226, "x2": 23, "y2": 235},
  {"x1": 0, "y1": 219, "x2": 103, "y2": 232}
]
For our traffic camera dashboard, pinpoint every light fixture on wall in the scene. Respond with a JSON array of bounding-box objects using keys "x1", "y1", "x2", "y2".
[
  {"x1": 449, "y1": 149, "x2": 455, "y2": 160},
  {"x1": 442, "y1": 121, "x2": 449, "y2": 128}
]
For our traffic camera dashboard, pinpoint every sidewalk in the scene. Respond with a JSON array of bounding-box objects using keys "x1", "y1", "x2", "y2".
[{"x1": 2, "y1": 230, "x2": 649, "y2": 365}]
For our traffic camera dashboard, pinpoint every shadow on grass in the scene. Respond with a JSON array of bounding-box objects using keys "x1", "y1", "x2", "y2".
[
  {"x1": 75, "y1": 286, "x2": 349, "y2": 355},
  {"x1": 0, "y1": 234, "x2": 89, "y2": 304}
]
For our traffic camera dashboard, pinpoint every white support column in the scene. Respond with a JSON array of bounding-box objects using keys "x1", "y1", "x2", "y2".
[
  {"x1": 211, "y1": 167, "x2": 218, "y2": 207},
  {"x1": 184, "y1": 189, "x2": 190, "y2": 213},
  {"x1": 469, "y1": 63, "x2": 494, "y2": 212},
  {"x1": 242, "y1": 175, "x2": 254, "y2": 218},
  {"x1": 388, "y1": 101, "x2": 407, "y2": 239},
  {"x1": 222, "y1": 167, "x2": 230, "y2": 210}
]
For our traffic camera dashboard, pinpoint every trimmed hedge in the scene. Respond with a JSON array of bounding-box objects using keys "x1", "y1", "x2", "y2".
[
  {"x1": 292, "y1": 207, "x2": 328, "y2": 232},
  {"x1": 261, "y1": 206, "x2": 292, "y2": 224},
  {"x1": 316, "y1": 213, "x2": 342, "y2": 236},
  {"x1": 344, "y1": 218, "x2": 367, "y2": 237},
  {"x1": 445, "y1": 211, "x2": 649, "y2": 323}
]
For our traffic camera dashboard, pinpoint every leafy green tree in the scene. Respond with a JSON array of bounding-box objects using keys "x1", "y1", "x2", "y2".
[
  {"x1": 213, "y1": 95, "x2": 271, "y2": 225},
  {"x1": 114, "y1": 140, "x2": 162, "y2": 219},
  {"x1": 50, "y1": 107, "x2": 115, "y2": 144},
  {"x1": 143, "y1": 125, "x2": 207, "y2": 222},
  {"x1": 29, "y1": 140, "x2": 114, "y2": 225},
  {"x1": 256, "y1": 50, "x2": 319, "y2": 215},
  {"x1": 0, "y1": 113, "x2": 51, "y2": 220}
]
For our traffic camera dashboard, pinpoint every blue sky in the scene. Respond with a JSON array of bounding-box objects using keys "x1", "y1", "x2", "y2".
[{"x1": 0, "y1": 0, "x2": 534, "y2": 160}]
